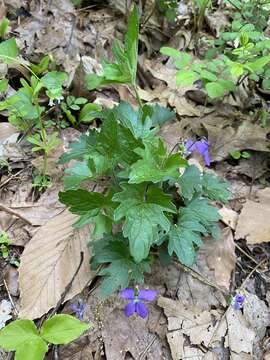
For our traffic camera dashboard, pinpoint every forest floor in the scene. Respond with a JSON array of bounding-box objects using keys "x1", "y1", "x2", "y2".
[{"x1": 0, "y1": 1, "x2": 270, "y2": 359}]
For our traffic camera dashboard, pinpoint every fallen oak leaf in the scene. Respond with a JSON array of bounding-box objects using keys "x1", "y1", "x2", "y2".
[{"x1": 19, "y1": 209, "x2": 92, "y2": 319}]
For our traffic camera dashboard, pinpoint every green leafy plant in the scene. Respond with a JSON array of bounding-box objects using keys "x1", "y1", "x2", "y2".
[
  {"x1": 59, "y1": 6, "x2": 230, "y2": 296},
  {"x1": 155, "y1": 0, "x2": 178, "y2": 22},
  {"x1": 192, "y1": 0, "x2": 212, "y2": 33},
  {"x1": 0, "y1": 314, "x2": 90, "y2": 360},
  {"x1": 225, "y1": 0, "x2": 270, "y2": 32},
  {"x1": 0, "y1": 232, "x2": 11, "y2": 259},
  {"x1": 85, "y1": 6, "x2": 141, "y2": 105},
  {"x1": 0, "y1": 36, "x2": 103, "y2": 190},
  {"x1": 229, "y1": 150, "x2": 251, "y2": 160},
  {"x1": 0, "y1": 18, "x2": 9, "y2": 39},
  {"x1": 161, "y1": 29, "x2": 270, "y2": 98}
]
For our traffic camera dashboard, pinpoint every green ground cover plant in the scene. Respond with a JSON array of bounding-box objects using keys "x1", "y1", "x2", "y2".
[
  {"x1": 59, "y1": 6, "x2": 230, "y2": 296},
  {"x1": 161, "y1": 0, "x2": 270, "y2": 98}
]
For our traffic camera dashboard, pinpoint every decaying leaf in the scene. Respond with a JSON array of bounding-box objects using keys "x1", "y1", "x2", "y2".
[
  {"x1": 19, "y1": 210, "x2": 92, "y2": 319},
  {"x1": 207, "y1": 121, "x2": 270, "y2": 162},
  {"x1": 204, "y1": 227, "x2": 236, "y2": 290},
  {"x1": 235, "y1": 199, "x2": 270, "y2": 244},
  {"x1": 159, "y1": 296, "x2": 257, "y2": 359},
  {"x1": 219, "y1": 206, "x2": 239, "y2": 230},
  {"x1": 102, "y1": 308, "x2": 164, "y2": 360}
]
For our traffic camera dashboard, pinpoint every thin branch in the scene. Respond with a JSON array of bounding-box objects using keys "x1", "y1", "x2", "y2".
[
  {"x1": 3, "y1": 279, "x2": 19, "y2": 316},
  {"x1": 0, "y1": 203, "x2": 33, "y2": 225}
]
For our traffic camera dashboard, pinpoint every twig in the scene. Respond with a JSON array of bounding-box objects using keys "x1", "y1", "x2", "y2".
[
  {"x1": 66, "y1": 13, "x2": 76, "y2": 53},
  {"x1": 173, "y1": 260, "x2": 226, "y2": 294},
  {"x1": 0, "y1": 168, "x2": 26, "y2": 189},
  {"x1": 141, "y1": 3, "x2": 156, "y2": 31},
  {"x1": 239, "y1": 258, "x2": 268, "y2": 291},
  {"x1": 50, "y1": 251, "x2": 84, "y2": 317},
  {"x1": 0, "y1": 203, "x2": 33, "y2": 225},
  {"x1": 3, "y1": 279, "x2": 19, "y2": 316},
  {"x1": 235, "y1": 243, "x2": 259, "y2": 266}
]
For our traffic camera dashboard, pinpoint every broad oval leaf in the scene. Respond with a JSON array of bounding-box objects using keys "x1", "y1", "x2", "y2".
[
  {"x1": 0, "y1": 38, "x2": 18, "y2": 63},
  {"x1": 176, "y1": 70, "x2": 198, "y2": 86},
  {"x1": 0, "y1": 320, "x2": 40, "y2": 351},
  {"x1": 205, "y1": 82, "x2": 225, "y2": 98},
  {"x1": 40, "y1": 314, "x2": 90, "y2": 345}
]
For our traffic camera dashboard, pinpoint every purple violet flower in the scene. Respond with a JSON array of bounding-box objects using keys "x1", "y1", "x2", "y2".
[
  {"x1": 70, "y1": 302, "x2": 85, "y2": 320},
  {"x1": 184, "y1": 139, "x2": 211, "y2": 166},
  {"x1": 232, "y1": 294, "x2": 245, "y2": 310},
  {"x1": 120, "y1": 288, "x2": 158, "y2": 318}
]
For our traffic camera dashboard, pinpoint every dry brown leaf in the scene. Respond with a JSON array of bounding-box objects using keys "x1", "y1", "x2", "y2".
[
  {"x1": 4, "y1": 266, "x2": 19, "y2": 297},
  {"x1": 204, "y1": 227, "x2": 236, "y2": 290},
  {"x1": 219, "y1": 206, "x2": 239, "y2": 230},
  {"x1": 59, "y1": 335, "x2": 95, "y2": 360},
  {"x1": 0, "y1": 123, "x2": 17, "y2": 143},
  {"x1": 235, "y1": 199, "x2": 270, "y2": 244},
  {"x1": 19, "y1": 210, "x2": 92, "y2": 319},
  {"x1": 158, "y1": 297, "x2": 224, "y2": 346},
  {"x1": 159, "y1": 296, "x2": 257, "y2": 359},
  {"x1": 158, "y1": 121, "x2": 185, "y2": 151},
  {"x1": 207, "y1": 121, "x2": 270, "y2": 162},
  {"x1": 102, "y1": 308, "x2": 164, "y2": 360}
]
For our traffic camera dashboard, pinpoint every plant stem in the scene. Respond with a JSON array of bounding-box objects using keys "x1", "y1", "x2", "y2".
[{"x1": 132, "y1": 83, "x2": 143, "y2": 108}]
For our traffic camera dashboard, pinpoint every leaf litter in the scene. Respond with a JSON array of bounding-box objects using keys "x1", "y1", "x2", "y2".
[{"x1": 1, "y1": 0, "x2": 270, "y2": 359}]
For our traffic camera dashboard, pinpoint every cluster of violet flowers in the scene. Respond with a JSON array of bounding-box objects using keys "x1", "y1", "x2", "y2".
[{"x1": 70, "y1": 290, "x2": 245, "y2": 320}]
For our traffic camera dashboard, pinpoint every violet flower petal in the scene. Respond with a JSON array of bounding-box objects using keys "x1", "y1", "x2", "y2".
[
  {"x1": 120, "y1": 288, "x2": 135, "y2": 300},
  {"x1": 138, "y1": 289, "x2": 158, "y2": 301},
  {"x1": 184, "y1": 140, "x2": 196, "y2": 152},
  {"x1": 203, "y1": 150, "x2": 211, "y2": 166},
  {"x1": 235, "y1": 294, "x2": 245, "y2": 304},
  {"x1": 70, "y1": 303, "x2": 78, "y2": 312},
  {"x1": 194, "y1": 140, "x2": 209, "y2": 155},
  {"x1": 233, "y1": 301, "x2": 242, "y2": 310},
  {"x1": 136, "y1": 302, "x2": 148, "y2": 318},
  {"x1": 124, "y1": 302, "x2": 136, "y2": 317}
]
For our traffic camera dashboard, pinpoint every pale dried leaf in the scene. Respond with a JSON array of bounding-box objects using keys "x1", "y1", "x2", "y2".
[
  {"x1": 207, "y1": 122, "x2": 270, "y2": 161},
  {"x1": 0, "y1": 123, "x2": 17, "y2": 144},
  {"x1": 257, "y1": 188, "x2": 270, "y2": 204},
  {"x1": 19, "y1": 210, "x2": 92, "y2": 319},
  {"x1": 219, "y1": 206, "x2": 239, "y2": 230},
  {"x1": 158, "y1": 297, "x2": 224, "y2": 346},
  {"x1": 235, "y1": 200, "x2": 270, "y2": 244},
  {"x1": 205, "y1": 228, "x2": 236, "y2": 290},
  {"x1": 226, "y1": 307, "x2": 255, "y2": 354},
  {"x1": 166, "y1": 330, "x2": 184, "y2": 360},
  {"x1": 243, "y1": 293, "x2": 269, "y2": 355},
  {"x1": 205, "y1": 10, "x2": 229, "y2": 37}
]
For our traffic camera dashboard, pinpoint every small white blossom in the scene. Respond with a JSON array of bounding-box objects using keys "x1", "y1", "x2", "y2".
[{"x1": 48, "y1": 98, "x2": 54, "y2": 107}]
